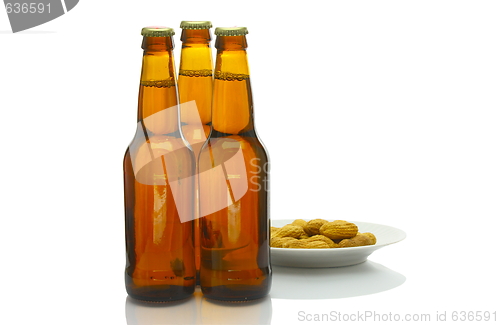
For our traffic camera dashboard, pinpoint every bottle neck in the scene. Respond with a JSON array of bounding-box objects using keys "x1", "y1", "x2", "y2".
[
  {"x1": 212, "y1": 35, "x2": 254, "y2": 135},
  {"x1": 179, "y1": 29, "x2": 213, "y2": 75},
  {"x1": 137, "y1": 36, "x2": 180, "y2": 136},
  {"x1": 178, "y1": 29, "x2": 213, "y2": 128}
]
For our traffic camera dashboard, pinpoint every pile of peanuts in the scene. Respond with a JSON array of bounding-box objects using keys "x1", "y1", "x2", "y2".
[{"x1": 270, "y1": 219, "x2": 376, "y2": 249}]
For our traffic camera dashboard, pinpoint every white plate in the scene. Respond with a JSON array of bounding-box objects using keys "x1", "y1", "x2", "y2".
[{"x1": 270, "y1": 219, "x2": 406, "y2": 268}]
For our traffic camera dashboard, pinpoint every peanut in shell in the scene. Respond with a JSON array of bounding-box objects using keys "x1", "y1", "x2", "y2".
[
  {"x1": 270, "y1": 227, "x2": 280, "y2": 238},
  {"x1": 270, "y1": 236, "x2": 296, "y2": 248},
  {"x1": 303, "y1": 218, "x2": 329, "y2": 236},
  {"x1": 303, "y1": 235, "x2": 338, "y2": 248},
  {"x1": 305, "y1": 241, "x2": 331, "y2": 248},
  {"x1": 361, "y1": 232, "x2": 377, "y2": 245},
  {"x1": 338, "y1": 234, "x2": 372, "y2": 248},
  {"x1": 291, "y1": 219, "x2": 308, "y2": 228},
  {"x1": 274, "y1": 224, "x2": 309, "y2": 239},
  {"x1": 319, "y1": 220, "x2": 358, "y2": 240},
  {"x1": 283, "y1": 240, "x2": 309, "y2": 248}
]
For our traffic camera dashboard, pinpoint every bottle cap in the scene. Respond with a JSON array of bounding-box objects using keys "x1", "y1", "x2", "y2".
[
  {"x1": 214, "y1": 27, "x2": 248, "y2": 36},
  {"x1": 180, "y1": 21, "x2": 213, "y2": 29},
  {"x1": 141, "y1": 26, "x2": 175, "y2": 37}
]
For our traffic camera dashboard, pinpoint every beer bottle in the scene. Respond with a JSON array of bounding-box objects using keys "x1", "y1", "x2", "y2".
[
  {"x1": 198, "y1": 27, "x2": 271, "y2": 301},
  {"x1": 123, "y1": 27, "x2": 196, "y2": 302},
  {"x1": 177, "y1": 21, "x2": 214, "y2": 284}
]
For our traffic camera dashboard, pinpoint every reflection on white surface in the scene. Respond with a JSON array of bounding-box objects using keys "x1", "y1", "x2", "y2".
[
  {"x1": 270, "y1": 260, "x2": 405, "y2": 299},
  {"x1": 126, "y1": 294, "x2": 197, "y2": 325},
  {"x1": 125, "y1": 289, "x2": 272, "y2": 325},
  {"x1": 125, "y1": 261, "x2": 403, "y2": 324},
  {"x1": 200, "y1": 295, "x2": 272, "y2": 325}
]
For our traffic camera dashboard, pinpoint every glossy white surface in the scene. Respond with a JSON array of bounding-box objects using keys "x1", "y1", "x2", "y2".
[
  {"x1": 125, "y1": 260, "x2": 405, "y2": 324},
  {"x1": 126, "y1": 290, "x2": 273, "y2": 325},
  {"x1": 271, "y1": 220, "x2": 406, "y2": 267}
]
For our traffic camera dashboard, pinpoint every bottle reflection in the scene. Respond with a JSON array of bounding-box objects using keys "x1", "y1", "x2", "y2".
[
  {"x1": 201, "y1": 295, "x2": 272, "y2": 325},
  {"x1": 125, "y1": 295, "x2": 197, "y2": 325},
  {"x1": 125, "y1": 290, "x2": 272, "y2": 325}
]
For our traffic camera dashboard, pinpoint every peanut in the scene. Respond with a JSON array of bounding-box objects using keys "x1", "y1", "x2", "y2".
[
  {"x1": 291, "y1": 219, "x2": 308, "y2": 228},
  {"x1": 305, "y1": 241, "x2": 330, "y2": 248},
  {"x1": 270, "y1": 236, "x2": 296, "y2": 248},
  {"x1": 283, "y1": 240, "x2": 309, "y2": 248},
  {"x1": 338, "y1": 234, "x2": 372, "y2": 248},
  {"x1": 303, "y1": 235, "x2": 338, "y2": 248},
  {"x1": 361, "y1": 232, "x2": 377, "y2": 245},
  {"x1": 270, "y1": 219, "x2": 376, "y2": 249},
  {"x1": 303, "y1": 218, "x2": 329, "y2": 236},
  {"x1": 319, "y1": 220, "x2": 358, "y2": 240},
  {"x1": 274, "y1": 224, "x2": 309, "y2": 239},
  {"x1": 270, "y1": 227, "x2": 280, "y2": 238}
]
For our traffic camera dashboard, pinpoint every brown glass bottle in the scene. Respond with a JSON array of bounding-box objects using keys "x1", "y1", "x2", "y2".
[
  {"x1": 198, "y1": 27, "x2": 271, "y2": 301},
  {"x1": 123, "y1": 27, "x2": 196, "y2": 302},
  {"x1": 177, "y1": 21, "x2": 214, "y2": 284}
]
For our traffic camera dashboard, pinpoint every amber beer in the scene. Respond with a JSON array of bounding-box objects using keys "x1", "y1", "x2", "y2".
[
  {"x1": 177, "y1": 21, "x2": 214, "y2": 283},
  {"x1": 123, "y1": 27, "x2": 196, "y2": 302},
  {"x1": 178, "y1": 20, "x2": 213, "y2": 152},
  {"x1": 199, "y1": 27, "x2": 271, "y2": 301}
]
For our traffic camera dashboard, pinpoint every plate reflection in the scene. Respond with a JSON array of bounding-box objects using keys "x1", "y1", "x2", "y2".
[{"x1": 270, "y1": 260, "x2": 406, "y2": 299}]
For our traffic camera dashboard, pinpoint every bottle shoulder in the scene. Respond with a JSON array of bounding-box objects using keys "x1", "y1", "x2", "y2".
[
  {"x1": 199, "y1": 133, "x2": 268, "y2": 172},
  {"x1": 206, "y1": 130, "x2": 267, "y2": 153}
]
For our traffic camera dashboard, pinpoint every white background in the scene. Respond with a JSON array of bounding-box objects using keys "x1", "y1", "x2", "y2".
[{"x1": 1, "y1": 1, "x2": 499, "y2": 324}]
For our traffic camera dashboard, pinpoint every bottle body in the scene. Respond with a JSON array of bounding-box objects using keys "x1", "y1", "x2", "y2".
[
  {"x1": 177, "y1": 22, "x2": 214, "y2": 283},
  {"x1": 199, "y1": 132, "x2": 270, "y2": 301},
  {"x1": 124, "y1": 138, "x2": 196, "y2": 302},
  {"x1": 124, "y1": 29, "x2": 196, "y2": 302},
  {"x1": 199, "y1": 28, "x2": 271, "y2": 301}
]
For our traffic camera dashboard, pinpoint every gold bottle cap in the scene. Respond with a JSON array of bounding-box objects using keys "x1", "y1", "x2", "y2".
[
  {"x1": 180, "y1": 21, "x2": 213, "y2": 29},
  {"x1": 141, "y1": 26, "x2": 175, "y2": 37},
  {"x1": 214, "y1": 27, "x2": 248, "y2": 36}
]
